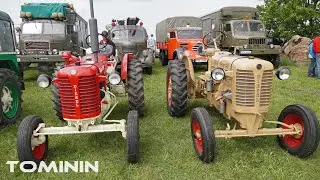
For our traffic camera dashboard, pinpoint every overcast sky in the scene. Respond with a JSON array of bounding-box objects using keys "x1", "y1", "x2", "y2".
[{"x1": 2, "y1": 0, "x2": 264, "y2": 36}]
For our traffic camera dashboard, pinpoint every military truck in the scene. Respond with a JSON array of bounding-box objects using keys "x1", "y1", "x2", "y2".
[
  {"x1": 17, "y1": 3, "x2": 88, "y2": 72},
  {"x1": 156, "y1": 16, "x2": 207, "y2": 66},
  {"x1": 0, "y1": 11, "x2": 24, "y2": 125},
  {"x1": 201, "y1": 6, "x2": 281, "y2": 68},
  {"x1": 108, "y1": 17, "x2": 154, "y2": 74}
]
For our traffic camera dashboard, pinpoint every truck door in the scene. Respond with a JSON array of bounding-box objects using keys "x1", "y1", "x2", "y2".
[
  {"x1": 222, "y1": 23, "x2": 232, "y2": 49},
  {"x1": 167, "y1": 30, "x2": 178, "y2": 60}
]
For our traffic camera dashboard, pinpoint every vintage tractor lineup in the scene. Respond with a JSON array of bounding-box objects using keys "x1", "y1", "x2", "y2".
[{"x1": 0, "y1": 0, "x2": 319, "y2": 171}]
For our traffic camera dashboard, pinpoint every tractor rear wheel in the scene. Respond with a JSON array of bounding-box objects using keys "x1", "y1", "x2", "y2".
[
  {"x1": 191, "y1": 107, "x2": 216, "y2": 163},
  {"x1": 166, "y1": 60, "x2": 188, "y2": 117},
  {"x1": 17, "y1": 115, "x2": 48, "y2": 169},
  {"x1": 126, "y1": 110, "x2": 140, "y2": 164},
  {"x1": 51, "y1": 65, "x2": 64, "y2": 121},
  {"x1": 127, "y1": 60, "x2": 144, "y2": 116},
  {"x1": 277, "y1": 104, "x2": 320, "y2": 158},
  {"x1": 0, "y1": 68, "x2": 22, "y2": 125}
]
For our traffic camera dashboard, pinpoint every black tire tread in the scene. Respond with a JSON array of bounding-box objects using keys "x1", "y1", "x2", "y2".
[
  {"x1": 127, "y1": 60, "x2": 145, "y2": 116},
  {"x1": 126, "y1": 110, "x2": 140, "y2": 163},
  {"x1": 51, "y1": 66, "x2": 64, "y2": 121},
  {"x1": 167, "y1": 60, "x2": 188, "y2": 117}
]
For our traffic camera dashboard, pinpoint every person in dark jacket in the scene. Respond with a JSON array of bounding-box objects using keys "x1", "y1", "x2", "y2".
[{"x1": 100, "y1": 30, "x2": 116, "y2": 56}]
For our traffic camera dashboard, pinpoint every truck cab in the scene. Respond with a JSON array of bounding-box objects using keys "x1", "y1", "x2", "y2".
[
  {"x1": 17, "y1": 3, "x2": 88, "y2": 73},
  {"x1": 202, "y1": 6, "x2": 281, "y2": 68}
]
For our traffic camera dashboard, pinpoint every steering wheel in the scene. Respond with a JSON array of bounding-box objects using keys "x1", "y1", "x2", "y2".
[
  {"x1": 85, "y1": 34, "x2": 107, "y2": 50},
  {"x1": 203, "y1": 31, "x2": 226, "y2": 48}
]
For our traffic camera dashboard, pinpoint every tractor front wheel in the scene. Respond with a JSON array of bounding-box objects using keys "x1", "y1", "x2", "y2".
[
  {"x1": 191, "y1": 107, "x2": 216, "y2": 163},
  {"x1": 0, "y1": 68, "x2": 22, "y2": 125},
  {"x1": 277, "y1": 104, "x2": 320, "y2": 158},
  {"x1": 17, "y1": 116, "x2": 48, "y2": 169},
  {"x1": 127, "y1": 60, "x2": 144, "y2": 116},
  {"x1": 126, "y1": 110, "x2": 140, "y2": 164},
  {"x1": 167, "y1": 60, "x2": 188, "y2": 117}
]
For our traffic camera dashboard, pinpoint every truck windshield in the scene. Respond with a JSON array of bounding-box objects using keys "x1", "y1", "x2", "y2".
[
  {"x1": 22, "y1": 22, "x2": 65, "y2": 35},
  {"x1": 0, "y1": 20, "x2": 14, "y2": 52},
  {"x1": 233, "y1": 21, "x2": 265, "y2": 35},
  {"x1": 112, "y1": 29, "x2": 144, "y2": 40},
  {"x1": 177, "y1": 30, "x2": 202, "y2": 39}
]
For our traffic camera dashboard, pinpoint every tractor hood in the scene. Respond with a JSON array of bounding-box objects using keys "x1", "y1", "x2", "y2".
[{"x1": 212, "y1": 53, "x2": 273, "y2": 71}]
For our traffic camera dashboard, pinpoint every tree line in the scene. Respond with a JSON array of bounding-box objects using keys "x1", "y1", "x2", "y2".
[{"x1": 258, "y1": 0, "x2": 320, "y2": 40}]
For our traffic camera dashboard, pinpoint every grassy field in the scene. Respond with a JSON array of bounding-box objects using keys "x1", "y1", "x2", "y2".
[{"x1": 0, "y1": 59, "x2": 319, "y2": 179}]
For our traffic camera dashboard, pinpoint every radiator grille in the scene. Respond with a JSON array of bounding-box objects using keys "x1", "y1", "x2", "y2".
[
  {"x1": 192, "y1": 43, "x2": 202, "y2": 52},
  {"x1": 59, "y1": 75, "x2": 100, "y2": 118},
  {"x1": 236, "y1": 70, "x2": 255, "y2": 107},
  {"x1": 260, "y1": 70, "x2": 273, "y2": 107},
  {"x1": 249, "y1": 38, "x2": 266, "y2": 45},
  {"x1": 25, "y1": 41, "x2": 49, "y2": 50}
]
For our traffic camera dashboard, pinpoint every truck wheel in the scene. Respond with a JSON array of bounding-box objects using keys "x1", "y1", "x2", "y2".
[
  {"x1": 127, "y1": 60, "x2": 144, "y2": 116},
  {"x1": 166, "y1": 60, "x2": 188, "y2": 117},
  {"x1": 17, "y1": 116, "x2": 48, "y2": 169},
  {"x1": 191, "y1": 107, "x2": 216, "y2": 163},
  {"x1": 270, "y1": 55, "x2": 280, "y2": 69},
  {"x1": 51, "y1": 66, "x2": 64, "y2": 122},
  {"x1": 126, "y1": 110, "x2": 140, "y2": 164},
  {"x1": 277, "y1": 104, "x2": 320, "y2": 158},
  {"x1": 0, "y1": 68, "x2": 22, "y2": 125},
  {"x1": 160, "y1": 51, "x2": 168, "y2": 66}
]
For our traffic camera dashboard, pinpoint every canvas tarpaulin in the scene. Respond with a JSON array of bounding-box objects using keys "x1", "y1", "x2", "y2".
[
  {"x1": 21, "y1": 3, "x2": 70, "y2": 19},
  {"x1": 156, "y1": 16, "x2": 202, "y2": 42}
]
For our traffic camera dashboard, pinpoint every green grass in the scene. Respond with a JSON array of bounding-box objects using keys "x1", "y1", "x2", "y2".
[{"x1": 0, "y1": 60, "x2": 319, "y2": 179}]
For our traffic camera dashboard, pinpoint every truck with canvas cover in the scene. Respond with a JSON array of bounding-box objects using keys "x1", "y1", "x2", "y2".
[
  {"x1": 0, "y1": 11, "x2": 25, "y2": 125},
  {"x1": 201, "y1": 6, "x2": 281, "y2": 68},
  {"x1": 156, "y1": 16, "x2": 207, "y2": 66},
  {"x1": 108, "y1": 17, "x2": 154, "y2": 74},
  {"x1": 17, "y1": 3, "x2": 88, "y2": 73}
]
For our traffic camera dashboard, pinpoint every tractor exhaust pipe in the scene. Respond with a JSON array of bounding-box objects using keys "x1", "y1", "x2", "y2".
[{"x1": 89, "y1": 0, "x2": 99, "y2": 63}]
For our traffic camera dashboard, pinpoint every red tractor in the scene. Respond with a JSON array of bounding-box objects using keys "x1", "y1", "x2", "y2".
[{"x1": 16, "y1": 0, "x2": 143, "y2": 168}]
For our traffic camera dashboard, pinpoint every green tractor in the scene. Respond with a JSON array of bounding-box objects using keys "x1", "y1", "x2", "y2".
[{"x1": 0, "y1": 11, "x2": 24, "y2": 125}]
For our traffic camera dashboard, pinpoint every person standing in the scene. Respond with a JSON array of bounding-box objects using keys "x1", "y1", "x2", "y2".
[
  {"x1": 312, "y1": 36, "x2": 320, "y2": 78},
  {"x1": 147, "y1": 34, "x2": 156, "y2": 56},
  {"x1": 308, "y1": 40, "x2": 316, "y2": 77}
]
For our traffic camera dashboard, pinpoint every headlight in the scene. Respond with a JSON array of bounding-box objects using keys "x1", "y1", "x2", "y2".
[
  {"x1": 276, "y1": 67, "x2": 290, "y2": 80},
  {"x1": 53, "y1": 49, "x2": 58, "y2": 55},
  {"x1": 15, "y1": 49, "x2": 20, "y2": 55},
  {"x1": 243, "y1": 44, "x2": 248, "y2": 49},
  {"x1": 37, "y1": 74, "x2": 51, "y2": 88},
  {"x1": 48, "y1": 50, "x2": 53, "y2": 55},
  {"x1": 108, "y1": 72, "x2": 121, "y2": 85},
  {"x1": 270, "y1": 44, "x2": 274, "y2": 49},
  {"x1": 211, "y1": 68, "x2": 225, "y2": 81}
]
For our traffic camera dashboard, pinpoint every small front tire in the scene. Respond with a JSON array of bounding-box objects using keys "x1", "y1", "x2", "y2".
[
  {"x1": 17, "y1": 116, "x2": 48, "y2": 169},
  {"x1": 191, "y1": 107, "x2": 216, "y2": 163},
  {"x1": 277, "y1": 104, "x2": 320, "y2": 158},
  {"x1": 126, "y1": 110, "x2": 140, "y2": 164}
]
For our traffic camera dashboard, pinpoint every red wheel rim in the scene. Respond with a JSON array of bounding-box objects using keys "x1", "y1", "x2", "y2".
[
  {"x1": 192, "y1": 119, "x2": 203, "y2": 153},
  {"x1": 32, "y1": 143, "x2": 46, "y2": 160},
  {"x1": 282, "y1": 113, "x2": 304, "y2": 148},
  {"x1": 167, "y1": 72, "x2": 172, "y2": 106}
]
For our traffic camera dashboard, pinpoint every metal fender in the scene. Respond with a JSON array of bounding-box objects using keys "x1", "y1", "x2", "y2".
[
  {"x1": 183, "y1": 53, "x2": 195, "y2": 83},
  {"x1": 121, "y1": 53, "x2": 134, "y2": 80}
]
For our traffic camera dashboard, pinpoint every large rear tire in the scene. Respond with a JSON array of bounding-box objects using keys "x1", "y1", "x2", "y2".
[
  {"x1": 51, "y1": 65, "x2": 64, "y2": 121},
  {"x1": 277, "y1": 104, "x2": 320, "y2": 158},
  {"x1": 166, "y1": 60, "x2": 188, "y2": 117},
  {"x1": 191, "y1": 107, "x2": 216, "y2": 163},
  {"x1": 0, "y1": 68, "x2": 22, "y2": 125},
  {"x1": 17, "y1": 116, "x2": 48, "y2": 169},
  {"x1": 126, "y1": 110, "x2": 140, "y2": 164},
  {"x1": 127, "y1": 60, "x2": 145, "y2": 116}
]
